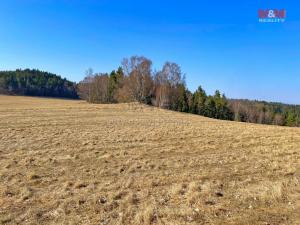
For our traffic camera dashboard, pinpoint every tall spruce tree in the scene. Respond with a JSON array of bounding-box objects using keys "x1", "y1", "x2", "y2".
[{"x1": 192, "y1": 86, "x2": 207, "y2": 115}]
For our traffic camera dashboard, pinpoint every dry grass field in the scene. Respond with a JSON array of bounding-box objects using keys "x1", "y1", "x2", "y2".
[{"x1": 0, "y1": 95, "x2": 300, "y2": 225}]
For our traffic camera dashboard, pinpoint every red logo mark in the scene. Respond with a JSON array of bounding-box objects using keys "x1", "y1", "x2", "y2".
[{"x1": 258, "y1": 9, "x2": 286, "y2": 19}]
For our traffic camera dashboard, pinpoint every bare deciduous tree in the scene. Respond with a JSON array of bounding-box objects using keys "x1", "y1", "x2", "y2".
[
  {"x1": 154, "y1": 62, "x2": 185, "y2": 109},
  {"x1": 89, "y1": 74, "x2": 109, "y2": 103},
  {"x1": 77, "y1": 68, "x2": 94, "y2": 101},
  {"x1": 78, "y1": 69, "x2": 110, "y2": 103},
  {"x1": 122, "y1": 56, "x2": 153, "y2": 103}
]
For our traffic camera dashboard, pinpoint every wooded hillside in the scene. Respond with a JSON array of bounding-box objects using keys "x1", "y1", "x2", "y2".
[{"x1": 0, "y1": 69, "x2": 78, "y2": 99}]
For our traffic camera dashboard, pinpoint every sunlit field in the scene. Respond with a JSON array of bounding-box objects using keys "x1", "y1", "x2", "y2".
[{"x1": 0, "y1": 95, "x2": 300, "y2": 225}]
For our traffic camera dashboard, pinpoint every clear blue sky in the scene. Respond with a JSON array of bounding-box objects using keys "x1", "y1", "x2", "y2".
[{"x1": 0, "y1": 0, "x2": 299, "y2": 104}]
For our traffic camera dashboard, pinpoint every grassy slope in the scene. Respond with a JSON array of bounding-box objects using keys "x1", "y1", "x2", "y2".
[{"x1": 0, "y1": 95, "x2": 300, "y2": 225}]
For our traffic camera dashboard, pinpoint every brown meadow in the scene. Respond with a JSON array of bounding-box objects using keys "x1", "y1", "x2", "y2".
[{"x1": 0, "y1": 95, "x2": 300, "y2": 225}]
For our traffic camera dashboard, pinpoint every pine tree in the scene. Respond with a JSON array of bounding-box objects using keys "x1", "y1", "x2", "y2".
[
  {"x1": 286, "y1": 111, "x2": 296, "y2": 126},
  {"x1": 205, "y1": 96, "x2": 216, "y2": 118},
  {"x1": 177, "y1": 84, "x2": 189, "y2": 112},
  {"x1": 108, "y1": 70, "x2": 118, "y2": 102},
  {"x1": 192, "y1": 86, "x2": 207, "y2": 115}
]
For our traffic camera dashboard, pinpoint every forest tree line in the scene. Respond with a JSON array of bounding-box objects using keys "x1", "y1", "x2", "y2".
[
  {"x1": 229, "y1": 99, "x2": 300, "y2": 127},
  {"x1": 0, "y1": 58, "x2": 299, "y2": 127},
  {"x1": 77, "y1": 56, "x2": 300, "y2": 127},
  {"x1": 0, "y1": 69, "x2": 78, "y2": 98}
]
